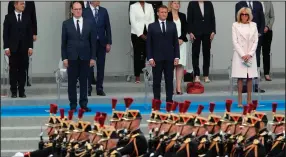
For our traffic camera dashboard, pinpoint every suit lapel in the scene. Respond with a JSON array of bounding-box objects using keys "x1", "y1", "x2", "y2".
[
  {"x1": 69, "y1": 19, "x2": 78, "y2": 36},
  {"x1": 235, "y1": 23, "x2": 248, "y2": 40},
  {"x1": 82, "y1": 19, "x2": 87, "y2": 38},
  {"x1": 196, "y1": 1, "x2": 204, "y2": 18}
]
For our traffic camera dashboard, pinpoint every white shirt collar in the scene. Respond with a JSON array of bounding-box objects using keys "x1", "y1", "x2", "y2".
[
  {"x1": 158, "y1": 19, "x2": 166, "y2": 23},
  {"x1": 73, "y1": 16, "x2": 83, "y2": 22},
  {"x1": 90, "y1": 5, "x2": 99, "y2": 10},
  {"x1": 15, "y1": 10, "x2": 22, "y2": 15}
]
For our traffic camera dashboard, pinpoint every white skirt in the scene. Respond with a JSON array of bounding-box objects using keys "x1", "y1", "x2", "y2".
[{"x1": 178, "y1": 42, "x2": 187, "y2": 66}]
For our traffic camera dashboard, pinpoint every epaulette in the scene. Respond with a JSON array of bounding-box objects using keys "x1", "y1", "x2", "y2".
[
  {"x1": 277, "y1": 135, "x2": 284, "y2": 141},
  {"x1": 260, "y1": 131, "x2": 268, "y2": 136},
  {"x1": 110, "y1": 150, "x2": 118, "y2": 155},
  {"x1": 184, "y1": 138, "x2": 191, "y2": 143},
  {"x1": 200, "y1": 137, "x2": 207, "y2": 143},
  {"x1": 213, "y1": 136, "x2": 221, "y2": 142},
  {"x1": 253, "y1": 139, "x2": 260, "y2": 145},
  {"x1": 132, "y1": 133, "x2": 140, "y2": 138},
  {"x1": 117, "y1": 147, "x2": 123, "y2": 151},
  {"x1": 237, "y1": 135, "x2": 244, "y2": 143}
]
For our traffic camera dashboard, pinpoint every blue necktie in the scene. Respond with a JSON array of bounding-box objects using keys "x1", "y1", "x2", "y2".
[
  {"x1": 94, "y1": 8, "x2": 99, "y2": 23},
  {"x1": 162, "y1": 22, "x2": 166, "y2": 34}
]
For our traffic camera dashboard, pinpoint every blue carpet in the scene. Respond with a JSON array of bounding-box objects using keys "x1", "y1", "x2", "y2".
[{"x1": 1, "y1": 100, "x2": 285, "y2": 117}]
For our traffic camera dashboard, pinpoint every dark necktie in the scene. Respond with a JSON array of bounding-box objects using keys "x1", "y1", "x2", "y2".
[
  {"x1": 162, "y1": 22, "x2": 166, "y2": 34},
  {"x1": 77, "y1": 20, "x2": 81, "y2": 36},
  {"x1": 86, "y1": 1, "x2": 90, "y2": 8},
  {"x1": 17, "y1": 14, "x2": 21, "y2": 23},
  {"x1": 94, "y1": 8, "x2": 99, "y2": 23}
]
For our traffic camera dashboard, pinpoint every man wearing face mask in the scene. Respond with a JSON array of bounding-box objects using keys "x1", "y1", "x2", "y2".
[
  {"x1": 232, "y1": 115, "x2": 266, "y2": 157},
  {"x1": 266, "y1": 112, "x2": 285, "y2": 157},
  {"x1": 113, "y1": 109, "x2": 148, "y2": 156}
]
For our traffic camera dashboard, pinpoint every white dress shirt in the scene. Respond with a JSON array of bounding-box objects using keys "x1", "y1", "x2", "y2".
[
  {"x1": 15, "y1": 11, "x2": 22, "y2": 21},
  {"x1": 247, "y1": 1, "x2": 253, "y2": 9},
  {"x1": 89, "y1": 4, "x2": 99, "y2": 17},
  {"x1": 158, "y1": 19, "x2": 167, "y2": 33},
  {"x1": 198, "y1": 1, "x2": 204, "y2": 17},
  {"x1": 73, "y1": 16, "x2": 83, "y2": 34}
]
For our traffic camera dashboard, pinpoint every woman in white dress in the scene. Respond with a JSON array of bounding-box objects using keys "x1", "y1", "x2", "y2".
[
  {"x1": 232, "y1": 7, "x2": 258, "y2": 107},
  {"x1": 167, "y1": 1, "x2": 188, "y2": 95}
]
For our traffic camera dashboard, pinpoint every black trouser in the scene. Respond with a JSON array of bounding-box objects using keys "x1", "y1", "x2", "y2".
[
  {"x1": 131, "y1": 27, "x2": 147, "y2": 77},
  {"x1": 67, "y1": 58, "x2": 89, "y2": 110},
  {"x1": 9, "y1": 42, "x2": 28, "y2": 95},
  {"x1": 192, "y1": 34, "x2": 211, "y2": 76},
  {"x1": 88, "y1": 40, "x2": 106, "y2": 93},
  {"x1": 256, "y1": 36, "x2": 263, "y2": 68},
  {"x1": 152, "y1": 60, "x2": 174, "y2": 102},
  {"x1": 262, "y1": 30, "x2": 273, "y2": 75},
  {"x1": 26, "y1": 56, "x2": 30, "y2": 82}
]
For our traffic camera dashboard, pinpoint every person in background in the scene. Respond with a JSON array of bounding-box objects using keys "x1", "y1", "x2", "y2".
[
  {"x1": 235, "y1": 1, "x2": 265, "y2": 93},
  {"x1": 61, "y1": 1, "x2": 96, "y2": 112},
  {"x1": 65, "y1": 1, "x2": 85, "y2": 19},
  {"x1": 8, "y1": 0, "x2": 37, "y2": 87},
  {"x1": 83, "y1": 1, "x2": 112, "y2": 96},
  {"x1": 3, "y1": 1, "x2": 33, "y2": 98},
  {"x1": 167, "y1": 1, "x2": 188, "y2": 95},
  {"x1": 129, "y1": 1, "x2": 162, "y2": 24},
  {"x1": 146, "y1": 5, "x2": 179, "y2": 103},
  {"x1": 187, "y1": 0, "x2": 216, "y2": 83},
  {"x1": 231, "y1": 7, "x2": 258, "y2": 107},
  {"x1": 261, "y1": 1, "x2": 275, "y2": 81},
  {"x1": 130, "y1": 1, "x2": 154, "y2": 83}
]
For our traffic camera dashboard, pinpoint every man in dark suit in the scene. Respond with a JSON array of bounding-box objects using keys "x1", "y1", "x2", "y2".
[
  {"x1": 8, "y1": 1, "x2": 37, "y2": 87},
  {"x1": 3, "y1": 1, "x2": 33, "y2": 98},
  {"x1": 61, "y1": 1, "x2": 96, "y2": 112},
  {"x1": 146, "y1": 5, "x2": 179, "y2": 103},
  {"x1": 83, "y1": 1, "x2": 111, "y2": 96},
  {"x1": 235, "y1": 1, "x2": 265, "y2": 93},
  {"x1": 128, "y1": 1, "x2": 163, "y2": 24},
  {"x1": 187, "y1": 0, "x2": 216, "y2": 83}
]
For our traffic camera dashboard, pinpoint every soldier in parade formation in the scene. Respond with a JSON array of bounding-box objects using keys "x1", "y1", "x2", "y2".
[{"x1": 21, "y1": 98, "x2": 285, "y2": 157}]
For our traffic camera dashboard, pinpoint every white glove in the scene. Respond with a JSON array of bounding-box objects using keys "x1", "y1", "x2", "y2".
[{"x1": 12, "y1": 152, "x2": 24, "y2": 157}]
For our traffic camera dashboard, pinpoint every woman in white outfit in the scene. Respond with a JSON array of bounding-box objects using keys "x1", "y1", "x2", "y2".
[
  {"x1": 167, "y1": 1, "x2": 188, "y2": 95},
  {"x1": 232, "y1": 7, "x2": 258, "y2": 107}
]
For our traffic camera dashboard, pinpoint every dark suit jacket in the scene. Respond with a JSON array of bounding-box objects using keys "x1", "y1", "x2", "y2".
[
  {"x1": 61, "y1": 18, "x2": 96, "y2": 61},
  {"x1": 128, "y1": 1, "x2": 163, "y2": 24},
  {"x1": 3, "y1": 13, "x2": 33, "y2": 52},
  {"x1": 83, "y1": 6, "x2": 112, "y2": 46},
  {"x1": 235, "y1": 1, "x2": 265, "y2": 35},
  {"x1": 187, "y1": 1, "x2": 216, "y2": 35},
  {"x1": 8, "y1": 1, "x2": 37, "y2": 35},
  {"x1": 167, "y1": 12, "x2": 188, "y2": 42},
  {"x1": 146, "y1": 21, "x2": 180, "y2": 61}
]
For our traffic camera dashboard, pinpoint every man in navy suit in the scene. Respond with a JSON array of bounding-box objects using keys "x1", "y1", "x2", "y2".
[
  {"x1": 146, "y1": 5, "x2": 180, "y2": 103},
  {"x1": 61, "y1": 1, "x2": 96, "y2": 112},
  {"x1": 83, "y1": 1, "x2": 111, "y2": 96},
  {"x1": 235, "y1": 1, "x2": 265, "y2": 93}
]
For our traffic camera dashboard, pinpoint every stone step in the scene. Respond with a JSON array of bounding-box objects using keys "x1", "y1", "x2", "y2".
[{"x1": 1, "y1": 78, "x2": 285, "y2": 96}]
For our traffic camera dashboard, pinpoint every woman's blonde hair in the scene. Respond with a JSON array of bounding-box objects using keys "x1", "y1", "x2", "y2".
[
  {"x1": 167, "y1": 0, "x2": 180, "y2": 12},
  {"x1": 236, "y1": 7, "x2": 253, "y2": 23}
]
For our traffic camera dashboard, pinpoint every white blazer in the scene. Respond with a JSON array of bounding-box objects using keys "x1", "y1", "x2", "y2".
[
  {"x1": 130, "y1": 2, "x2": 155, "y2": 37},
  {"x1": 231, "y1": 22, "x2": 258, "y2": 78}
]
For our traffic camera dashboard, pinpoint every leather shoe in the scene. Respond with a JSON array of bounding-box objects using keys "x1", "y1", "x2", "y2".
[
  {"x1": 82, "y1": 107, "x2": 91, "y2": 112},
  {"x1": 19, "y1": 93, "x2": 26, "y2": 98},
  {"x1": 254, "y1": 88, "x2": 265, "y2": 93},
  {"x1": 11, "y1": 94, "x2": 17, "y2": 98},
  {"x1": 97, "y1": 91, "x2": 106, "y2": 96}
]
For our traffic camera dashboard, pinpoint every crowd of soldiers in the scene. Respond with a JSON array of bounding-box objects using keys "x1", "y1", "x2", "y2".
[{"x1": 21, "y1": 98, "x2": 285, "y2": 157}]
